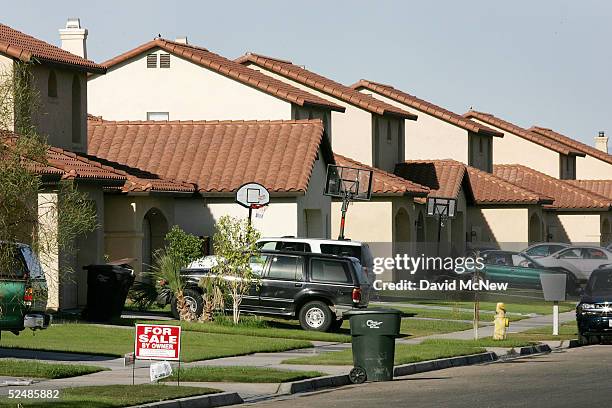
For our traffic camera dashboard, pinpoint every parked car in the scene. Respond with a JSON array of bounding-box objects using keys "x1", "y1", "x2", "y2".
[
  {"x1": 576, "y1": 266, "x2": 612, "y2": 344},
  {"x1": 0, "y1": 243, "x2": 50, "y2": 339},
  {"x1": 537, "y1": 246, "x2": 612, "y2": 284},
  {"x1": 257, "y1": 237, "x2": 375, "y2": 283},
  {"x1": 455, "y1": 250, "x2": 578, "y2": 294},
  {"x1": 158, "y1": 250, "x2": 370, "y2": 331},
  {"x1": 520, "y1": 242, "x2": 570, "y2": 258}
]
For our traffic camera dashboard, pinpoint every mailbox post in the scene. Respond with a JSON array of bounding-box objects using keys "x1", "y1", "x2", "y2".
[{"x1": 539, "y1": 274, "x2": 567, "y2": 336}]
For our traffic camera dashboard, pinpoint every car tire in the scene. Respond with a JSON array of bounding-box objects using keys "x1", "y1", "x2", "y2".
[
  {"x1": 171, "y1": 288, "x2": 203, "y2": 319},
  {"x1": 299, "y1": 301, "x2": 333, "y2": 332}
]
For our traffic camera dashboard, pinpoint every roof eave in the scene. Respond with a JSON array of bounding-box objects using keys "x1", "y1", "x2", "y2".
[{"x1": 303, "y1": 101, "x2": 345, "y2": 113}]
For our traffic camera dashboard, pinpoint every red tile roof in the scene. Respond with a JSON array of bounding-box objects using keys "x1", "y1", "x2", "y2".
[
  {"x1": 236, "y1": 53, "x2": 417, "y2": 120},
  {"x1": 395, "y1": 159, "x2": 546, "y2": 205},
  {"x1": 395, "y1": 160, "x2": 466, "y2": 200},
  {"x1": 88, "y1": 118, "x2": 331, "y2": 194},
  {"x1": 352, "y1": 80, "x2": 502, "y2": 137},
  {"x1": 464, "y1": 111, "x2": 585, "y2": 157},
  {"x1": 494, "y1": 164, "x2": 611, "y2": 210},
  {"x1": 0, "y1": 23, "x2": 105, "y2": 73},
  {"x1": 333, "y1": 154, "x2": 428, "y2": 196},
  {"x1": 565, "y1": 180, "x2": 612, "y2": 201},
  {"x1": 99, "y1": 39, "x2": 344, "y2": 112},
  {"x1": 529, "y1": 126, "x2": 612, "y2": 165}
]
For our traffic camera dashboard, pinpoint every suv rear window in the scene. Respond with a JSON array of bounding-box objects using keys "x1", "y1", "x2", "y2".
[
  {"x1": 0, "y1": 244, "x2": 28, "y2": 279},
  {"x1": 257, "y1": 241, "x2": 312, "y2": 252},
  {"x1": 320, "y1": 244, "x2": 362, "y2": 260},
  {"x1": 267, "y1": 255, "x2": 303, "y2": 281},
  {"x1": 310, "y1": 259, "x2": 352, "y2": 284}
]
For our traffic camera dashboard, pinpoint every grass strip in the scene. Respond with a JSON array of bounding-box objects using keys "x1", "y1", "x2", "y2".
[
  {"x1": 0, "y1": 360, "x2": 107, "y2": 379},
  {"x1": 163, "y1": 365, "x2": 323, "y2": 383}
]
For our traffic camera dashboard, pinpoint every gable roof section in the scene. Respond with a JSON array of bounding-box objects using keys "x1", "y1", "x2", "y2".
[
  {"x1": 88, "y1": 118, "x2": 331, "y2": 194},
  {"x1": 352, "y1": 80, "x2": 502, "y2": 137},
  {"x1": 395, "y1": 159, "x2": 546, "y2": 205},
  {"x1": 99, "y1": 38, "x2": 344, "y2": 112},
  {"x1": 464, "y1": 111, "x2": 585, "y2": 157},
  {"x1": 395, "y1": 160, "x2": 465, "y2": 200},
  {"x1": 494, "y1": 164, "x2": 611, "y2": 210},
  {"x1": 333, "y1": 154, "x2": 428, "y2": 196},
  {"x1": 0, "y1": 23, "x2": 105, "y2": 73},
  {"x1": 236, "y1": 53, "x2": 416, "y2": 120},
  {"x1": 529, "y1": 126, "x2": 612, "y2": 165},
  {"x1": 565, "y1": 180, "x2": 612, "y2": 201}
]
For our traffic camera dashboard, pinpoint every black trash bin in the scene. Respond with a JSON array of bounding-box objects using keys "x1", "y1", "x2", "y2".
[
  {"x1": 84, "y1": 264, "x2": 134, "y2": 321},
  {"x1": 344, "y1": 308, "x2": 401, "y2": 383}
]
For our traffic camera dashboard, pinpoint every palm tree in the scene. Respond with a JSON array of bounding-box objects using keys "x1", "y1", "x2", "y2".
[{"x1": 151, "y1": 250, "x2": 194, "y2": 321}]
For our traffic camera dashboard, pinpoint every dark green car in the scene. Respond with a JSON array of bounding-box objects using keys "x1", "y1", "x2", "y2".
[
  {"x1": 477, "y1": 250, "x2": 550, "y2": 288},
  {"x1": 0, "y1": 243, "x2": 50, "y2": 339}
]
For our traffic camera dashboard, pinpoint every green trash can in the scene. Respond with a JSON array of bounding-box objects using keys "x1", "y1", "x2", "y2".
[{"x1": 344, "y1": 308, "x2": 401, "y2": 383}]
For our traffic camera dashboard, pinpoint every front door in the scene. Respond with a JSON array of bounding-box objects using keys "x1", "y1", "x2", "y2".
[{"x1": 258, "y1": 254, "x2": 304, "y2": 314}]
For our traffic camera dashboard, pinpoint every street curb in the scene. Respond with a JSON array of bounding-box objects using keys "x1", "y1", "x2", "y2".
[
  {"x1": 518, "y1": 344, "x2": 552, "y2": 356},
  {"x1": 567, "y1": 339, "x2": 581, "y2": 348},
  {"x1": 277, "y1": 374, "x2": 350, "y2": 394},
  {"x1": 393, "y1": 352, "x2": 498, "y2": 377},
  {"x1": 129, "y1": 392, "x2": 243, "y2": 408}
]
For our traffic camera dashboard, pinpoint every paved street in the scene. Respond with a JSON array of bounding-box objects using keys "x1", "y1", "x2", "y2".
[{"x1": 252, "y1": 346, "x2": 612, "y2": 408}]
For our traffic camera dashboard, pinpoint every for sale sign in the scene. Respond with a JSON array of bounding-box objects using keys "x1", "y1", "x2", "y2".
[{"x1": 134, "y1": 324, "x2": 181, "y2": 361}]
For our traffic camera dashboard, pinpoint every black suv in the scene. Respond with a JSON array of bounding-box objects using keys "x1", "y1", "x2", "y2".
[
  {"x1": 576, "y1": 265, "x2": 612, "y2": 344},
  {"x1": 160, "y1": 250, "x2": 370, "y2": 331}
]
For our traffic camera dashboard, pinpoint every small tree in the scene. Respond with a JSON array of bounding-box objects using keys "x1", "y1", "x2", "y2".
[
  {"x1": 164, "y1": 225, "x2": 203, "y2": 267},
  {"x1": 212, "y1": 216, "x2": 260, "y2": 324},
  {"x1": 198, "y1": 275, "x2": 225, "y2": 322},
  {"x1": 151, "y1": 250, "x2": 194, "y2": 322}
]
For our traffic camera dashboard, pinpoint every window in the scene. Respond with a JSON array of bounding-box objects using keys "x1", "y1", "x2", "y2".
[
  {"x1": 0, "y1": 244, "x2": 28, "y2": 278},
  {"x1": 159, "y1": 53, "x2": 171, "y2": 68},
  {"x1": 147, "y1": 53, "x2": 157, "y2": 68},
  {"x1": 47, "y1": 70, "x2": 57, "y2": 97},
  {"x1": 583, "y1": 248, "x2": 608, "y2": 260},
  {"x1": 479, "y1": 138, "x2": 483, "y2": 153},
  {"x1": 258, "y1": 241, "x2": 278, "y2": 250},
  {"x1": 147, "y1": 112, "x2": 169, "y2": 121},
  {"x1": 267, "y1": 255, "x2": 302, "y2": 280},
  {"x1": 249, "y1": 254, "x2": 269, "y2": 276},
  {"x1": 559, "y1": 155, "x2": 576, "y2": 180},
  {"x1": 320, "y1": 244, "x2": 362, "y2": 261},
  {"x1": 310, "y1": 259, "x2": 351, "y2": 283},
  {"x1": 386, "y1": 121, "x2": 392, "y2": 144},
  {"x1": 558, "y1": 248, "x2": 581, "y2": 259},
  {"x1": 71, "y1": 75, "x2": 82, "y2": 144}
]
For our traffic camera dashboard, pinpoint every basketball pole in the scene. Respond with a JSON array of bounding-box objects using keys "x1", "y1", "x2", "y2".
[
  {"x1": 248, "y1": 206, "x2": 253, "y2": 225},
  {"x1": 338, "y1": 194, "x2": 350, "y2": 240}
]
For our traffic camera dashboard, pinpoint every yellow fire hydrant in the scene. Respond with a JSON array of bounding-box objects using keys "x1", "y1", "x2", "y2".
[{"x1": 493, "y1": 302, "x2": 509, "y2": 340}]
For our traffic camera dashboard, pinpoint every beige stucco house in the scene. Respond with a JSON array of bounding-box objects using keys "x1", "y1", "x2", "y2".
[
  {"x1": 350, "y1": 80, "x2": 503, "y2": 173},
  {"x1": 87, "y1": 38, "x2": 344, "y2": 136},
  {"x1": 494, "y1": 165, "x2": 612, "y2": 245},
  {"x1": 236, "y1": 54, "x2": 417, "y2": 173},
  {"x1": 88, "y1": 118, "x2": 335, "y2": 276}
]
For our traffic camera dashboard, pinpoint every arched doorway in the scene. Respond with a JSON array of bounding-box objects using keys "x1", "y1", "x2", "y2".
[
  {"x1": 528, "y1": 213, "x2": 542, "y2": 244},
  {"x1": 394, "y1": 208, "x2": 411, "y2": 280},
  {"x1": 602, "y1": 218, "x2": 611, "y2": 246},
  {"x1": 142, "y1": 208, "x2": 169, "y2": 274}
]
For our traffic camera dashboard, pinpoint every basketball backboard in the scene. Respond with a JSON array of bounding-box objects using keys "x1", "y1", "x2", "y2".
[
  {"x1": 324, "y1": 165, "x2": 373, "y2": 201},
  {"x1": 235, "y1": 182, "x2": 270, "y2": 208}
]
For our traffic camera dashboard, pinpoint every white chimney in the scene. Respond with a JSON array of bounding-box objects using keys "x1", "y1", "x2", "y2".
[
  {"x1": 595, "y1": 131, "x2": 608, "y2": 153},
  {"x1": 59, "y1": 18, "x2": 88, "y2": 58},
  {"x1": 175, "y1": 36, "x2": 188, "y2": 44}
]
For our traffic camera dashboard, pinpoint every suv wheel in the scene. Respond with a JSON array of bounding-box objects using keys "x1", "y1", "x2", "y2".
[
  {"x1": 171, "y1": 288, "x2": 203, "y2": 319},
  {"x1": 299, "y1": 301, "x2": 333, "y2": 332}
]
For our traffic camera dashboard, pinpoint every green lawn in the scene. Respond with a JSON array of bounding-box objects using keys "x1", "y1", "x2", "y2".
[
  {"x1": 163, "y1": 366, "x2": 323, "y2": 383},
  {"x1": 393, "y1": 306, "x2": 525, "y2": 322},
  {"x1": 0, "y1": 384, "x2": 218, "y2": 408},
  {"x1": 0, "y1": 323, "x2": 311, "y2": 363},
  {"x1": 282, "y1": 339, "x2": 488, "y2": 366},
  {"x1": 383, "y1": 299, "x2": 575, "y2": 315},
  {"x1": 0, "y1": 360, "x2": 107, "y2": 379},
  {"x1": 508, "y1": 321, "x2": 579, "y2": 341}
]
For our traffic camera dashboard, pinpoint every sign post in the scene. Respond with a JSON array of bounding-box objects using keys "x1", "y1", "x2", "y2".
[
  {"x1": 540, "y1": 274, "x2": 567, "y2": 336},
  {"x1": 134, "y1": 324, "x2": 182, "y2": 385}
]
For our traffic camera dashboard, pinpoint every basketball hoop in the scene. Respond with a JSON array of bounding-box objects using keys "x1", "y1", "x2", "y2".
[
  {"x1": 236, "y1": 182, "x2": 270, "y2": 224},
  {"x1": 324, "y1": 164, "x2": 373, "y2": 240}
]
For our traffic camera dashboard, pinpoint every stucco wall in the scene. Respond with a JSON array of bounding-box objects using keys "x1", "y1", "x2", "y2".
[
  {"x1": 358, "y1": 89, "x2": 470, "y2": 164},
  {"x1": 467, "y1": 207, "x2": 529, "y2": 251},
  {"x1": 242, "y1": 63, "x2": 375, "y2": 166},
  {"x1": 296, "y1": 150, "x2": 331, "y2": 238},
  {"x1": 575, "y1": 155, "x2": 612, "y2": 179},
  {"x1": 0, "y1": 55, "x2": 14, "y2": 131},
  {"x1": 470, "y1": 119, "x2": 560, "y2": 177},
  {"x1": 546, "y1": 212, "x2": 603, "y2": 244},
  {"x1": 88, "y1": 49, "x2": 291, "y2": 121}
]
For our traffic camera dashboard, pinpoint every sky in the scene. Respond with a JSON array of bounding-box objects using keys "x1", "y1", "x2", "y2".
[{"x1": 3, "y1": 0, "x2": 611, "y2": 146}]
